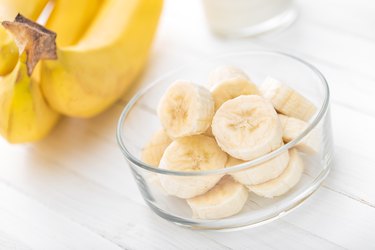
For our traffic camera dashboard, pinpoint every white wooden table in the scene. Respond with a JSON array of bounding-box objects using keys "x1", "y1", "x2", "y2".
[{"x1": 1, "y1": 0, "x2": 375, "y2": 249}]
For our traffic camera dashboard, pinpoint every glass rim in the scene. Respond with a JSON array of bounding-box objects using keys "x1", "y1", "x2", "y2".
[{"x1": 116, "y1": 50, "x2": 330, "y2": 177}]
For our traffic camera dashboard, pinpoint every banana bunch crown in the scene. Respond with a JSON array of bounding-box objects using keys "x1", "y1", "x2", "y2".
[{"x1": 0, "y1": 0, "x2": 163, "y2": 143}]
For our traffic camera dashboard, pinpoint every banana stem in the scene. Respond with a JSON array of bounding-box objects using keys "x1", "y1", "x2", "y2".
[{"x1": 1, "y1": 14, "x2": 57, "y2": 76}]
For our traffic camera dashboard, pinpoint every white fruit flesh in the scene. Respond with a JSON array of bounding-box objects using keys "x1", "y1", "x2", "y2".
[
  {"x1": 159, "y1": 135, "x2": 227, "y2": 199},
  {"x1": 208, "y1": 66, "x2": 259, "y2": 109},
  {"x1": 141, "y1": 129, "x2": 172, "y2": 167},
  {"x1": 278, "y1": 114, "x2": 320, "y2": 154},
  {"x1": 228, "y1": 149, "x2": 289, "y2": 185},
  {"x1": 207, "y1": 66, "x2": 249, "y2": 87},
  {"x1": 248, "y1": 149, "x2": 303, "y2": 198},
  {"x1": 187, "y1": 176, "x2": 248, "y2": 219},
  {"x1": 157, "y1": 81, "x2": 214, "y2": 138},
  {"x1": 212, "y1": 95, "x2": 283, "y2": 161},
  {"x1": 260, "y1": 77, "x2": 317, "y2": 121}
]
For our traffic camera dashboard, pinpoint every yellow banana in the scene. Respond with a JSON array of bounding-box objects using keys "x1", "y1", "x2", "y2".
[
  {"x1": 0, "y1": 0, "x2": 49, "y2": 75},
  {"x1": 0, "y1": 26, "x2": 18, "y2": 75},
  {"x1": 46, "y1": 0, "x2": 102, "y2": 46},
  {"x1": 0, "y1": 0, "x2": 49, "y2": 21},
  {"x1": 0, "y1": 55, "x2": 60, "y2": 143},
  {"x1": 41, "y1": 0, "x2": 163, "y2": 117},
  {"x1": 0, "y1": 0, "x2": 102, "y2": 143},
  {"x1": 0, "y1": 15, "x2": 58, "y2": 143}
]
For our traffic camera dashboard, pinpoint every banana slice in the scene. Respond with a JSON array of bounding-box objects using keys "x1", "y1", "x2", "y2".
[
  {"x1": 159, "y1": 135, "x2": 227, "y2": 199},
  {"x1": 248, "y1": 149, "x2": 303, "y2": 198},
  {"x1": 187, "y1": 176, "x2": 248, "y2": 219},
  {"x1": 260, "y1": 77, "x2": 317, "y2": 121},
  {"x1": 207, "y1": 66, "x2": 248, "y2": 86},
  {"x1": 141, "y1": 129, "x2": 173, "y2": 167},
  {"x1": 279, "y1": 114, "x2": 320, "y2": 154},
  {"x1": 212, "y1": 95, "x2": 283, "y2": 161},
  {"x1": 228, "y1": 149, "x2": 289, "y2": 185},
  {"x1": 208, "y1": 66, "x2": 259, "y2": 109},
  {"x1": 157, "y1": 81, "x2": 214, "y2": 138}
]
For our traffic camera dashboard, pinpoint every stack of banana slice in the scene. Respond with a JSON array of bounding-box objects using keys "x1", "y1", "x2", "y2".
[{"x1": 141, "y1": 66, "x2": 319, "y2": 220}]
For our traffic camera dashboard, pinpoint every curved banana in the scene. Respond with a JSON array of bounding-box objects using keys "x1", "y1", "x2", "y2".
[
  {"x1": 0, "y1": 0, "x2": 49, "y2": 21},
  {"x1": 46, "y1": 0, "x2": 103, "y2": 46},
  {"x1": 0, "y1": 54, "x2": 60, "y2": 143},
  {"x1": 41, "y1": 0, "x2": 163, "y2": 117},
  {"x1": 0, "y1": 0, "x2": 103, "y2": 143},
  {"x1": 0, "y1": 0, "x2": 49, "y2": 75},
  {"x1": 0, "y1": 26, "x2": 18, "y2": 75},
  {"x1": 0, "y1": 15, "x2": 58, "y2": 143}
]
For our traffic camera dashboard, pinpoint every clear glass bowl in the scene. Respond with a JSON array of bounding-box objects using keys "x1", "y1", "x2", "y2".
[{"x1": 117, "y1": 51, "x2": 333, "y2": 231}]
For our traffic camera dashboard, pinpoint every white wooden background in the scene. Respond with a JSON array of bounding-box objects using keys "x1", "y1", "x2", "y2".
[{"x1": 1, "y1": 0, "x2": 375, "y2": 249}]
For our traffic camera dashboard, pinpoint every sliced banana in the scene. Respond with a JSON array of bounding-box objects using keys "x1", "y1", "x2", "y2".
[
  {"x1": 208, "y1": 66, "x2": 259, "y2": 109},
  {"x1": 157, "y1": 81, "x2": 214, "y2": 138},
  {"x1": 187, "y1": 175, "x2": 248, "y2": 219},
  {"x1": 278, "y1": 114, "x2": 320, "y2": 154},
  {"x1": 228, "y1": 149, "x2": 289, "y2": 185},
  {"x1": 248, "y1": 149, "x2": 304, "y2": 198},
  {"x1": 260, "y1": 77, "x2": 317, "y2": 121},
  {"x1": 212, "y1": 95, "x2": 283, "y2": 161},
  {"x1": 141, "y1": 129, "x2": 173, "y2": 167},
  {"x1": 159, "y1": 135, "x2": 227, "y2": 199},
  {"x1": 207, "y1": 66, "x2": 249, "y2": 87}
]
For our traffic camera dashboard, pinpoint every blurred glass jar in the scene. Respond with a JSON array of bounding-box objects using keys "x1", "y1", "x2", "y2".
[{"x1": 202, "y1": 0, "x2": 297, "y2": 37}]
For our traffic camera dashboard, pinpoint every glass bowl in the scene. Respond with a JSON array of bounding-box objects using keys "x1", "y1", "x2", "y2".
[{"x1": 117, "y1": 51, "x2": 333, "y2": 231}]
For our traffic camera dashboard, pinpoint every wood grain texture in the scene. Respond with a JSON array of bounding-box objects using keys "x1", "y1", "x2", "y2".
[
  {"x1": 0, "y1": 230, "x2": 30, "y2": 250},
  {"x1": 0, "y1": 0, "x2": 375, "y2": 249},
  {"x1": 0, "y1": 182, "x2": 122, "y2": 250}
]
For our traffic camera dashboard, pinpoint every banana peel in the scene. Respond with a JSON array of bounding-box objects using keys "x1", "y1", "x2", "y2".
[
  {"x1": 46, "y1": 0, "x2": 103, "y2": 46},
  {"x1": 0, "y1": 56, "x2": 60, "y2": 143},
  {"x1": 0, "y1": 26, "x2": 18, "y2": 75},
  {"x1": 0, "y1": 0, "x2": 49, "y2": 76},
  {"x1": 41, "y1": 0, "x2": 163, "y2": 118},
  {"x1": 0, "y1": 0, "x2": 163, "y2": 143},
  {"x1": 0, "y1": 15, "x2": 59, "y2": 143},
  {"x1": 0, "y1": 0, "x2": 49, "y2": 21}
]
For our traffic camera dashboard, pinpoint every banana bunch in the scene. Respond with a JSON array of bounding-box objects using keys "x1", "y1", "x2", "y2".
[
  {"x1": 0, "y1": 0, "x2": 162, "y2": 143},
  {"x1": 142, "y1": 66, "x2": 319, "y2": 219}
]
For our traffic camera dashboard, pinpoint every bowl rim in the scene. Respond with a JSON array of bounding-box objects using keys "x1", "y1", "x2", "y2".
[{"x1": 116, "y1": 50, "x2": 330, "y2": 176}]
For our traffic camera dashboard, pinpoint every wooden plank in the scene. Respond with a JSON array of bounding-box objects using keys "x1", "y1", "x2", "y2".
[
  {"x1": 0, "y1": 230, "x2": 30, "y2": 250},
  {"x1": 201, "y1": 220, "x2": 343, "y2": 249},
  {"x1": 283, "y1": 187, "x2": 375, "y2": 249},
  {"x1": 0, "y1": 182, "x2": 122, "y2": 250},
  {"x1": 0, "y1": 145, "x2": 230, "y2": 249},
  {"x1": 331, "y1": 103, "x2": 375, "y2": 163},
  {"x1": 0, "y1": 139, "x2": 373, "y2": 249},
  {"x1": 298, "y1": 0, "x2": 375, "y2": 41}
]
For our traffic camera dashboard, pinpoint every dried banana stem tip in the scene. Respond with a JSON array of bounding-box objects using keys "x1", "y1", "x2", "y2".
[{"x1": 2, "y1": 13, "x2": 57, "y2": 76}]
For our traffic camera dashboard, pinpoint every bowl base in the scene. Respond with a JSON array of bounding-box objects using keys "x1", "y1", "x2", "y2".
[{"x1": 145, "y1": 165, "x2": 331, "y2": 231}]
